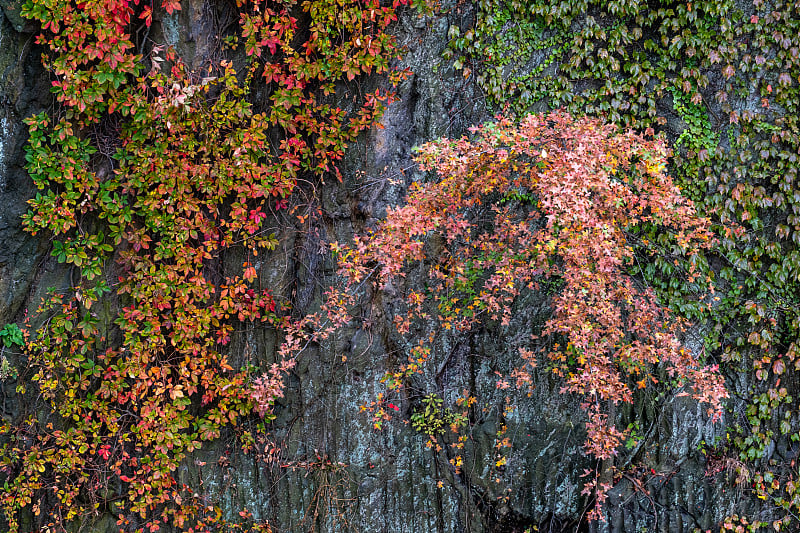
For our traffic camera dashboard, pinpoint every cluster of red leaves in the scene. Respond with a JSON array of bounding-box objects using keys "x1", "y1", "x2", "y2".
[
  {"x1": 334, "y1": 111, "x2": 728, "y2": 520},
  {"x1": 4, "y1": 0, "x2": 413, "y2": 530}
]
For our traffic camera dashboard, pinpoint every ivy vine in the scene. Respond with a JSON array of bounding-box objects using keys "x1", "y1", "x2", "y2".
[
  {"x1": 446, "y1": 0, "x2": 800, "y2": 529},
  {"x1": 0, "y1": 0, "x2": 416, "y2": 531}
]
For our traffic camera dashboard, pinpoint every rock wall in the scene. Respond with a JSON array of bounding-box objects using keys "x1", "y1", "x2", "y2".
[
  {"x1": 0, "y1": 1, "x2": 784, "y2": 532},
  {"x1": 0, "y1": 6, "x2": 48, "y2": 327}
]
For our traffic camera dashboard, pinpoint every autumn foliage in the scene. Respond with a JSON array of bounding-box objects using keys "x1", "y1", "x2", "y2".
[
  {"x1": 2, "y1": 0, "x2": 412, "y2": 530},
  {"x1": 334, "y1": 111, "x2": 728, "y2": 518},
  {"x1": 1, "y1": 0, "x2": 733, "y2": 523}
]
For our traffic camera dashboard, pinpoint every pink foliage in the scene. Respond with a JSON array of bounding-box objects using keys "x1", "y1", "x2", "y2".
[
  {"x1": 250, "y1": 359, "x2": 295, "y2": 417},
  {"x1": 329, "y1": 111, "x2": 728, "y2": 520}
]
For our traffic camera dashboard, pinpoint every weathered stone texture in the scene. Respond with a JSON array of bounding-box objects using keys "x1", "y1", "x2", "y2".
[{"x1": 0, "y1": 2, "x2": 773, "y2": 532}]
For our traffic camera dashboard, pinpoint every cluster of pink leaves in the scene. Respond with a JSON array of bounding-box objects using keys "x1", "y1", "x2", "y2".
[
  {"x1": 328, "y1": 111, "x2": 728, "y2": 519},
  {"x1": 250, "y1": 359, "x2": 296, "y2": 417}
]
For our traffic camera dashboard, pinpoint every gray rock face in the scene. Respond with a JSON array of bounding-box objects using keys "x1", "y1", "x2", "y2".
[
  {"x1": 0, "y1": 3, "x2": 773, "y2": 533},
  {"x1": 0, "y1": 11, "x2": 49, "y2": 327},
  {"x1": 0, "y1": 0, "x2": 35, "y2": 33}
]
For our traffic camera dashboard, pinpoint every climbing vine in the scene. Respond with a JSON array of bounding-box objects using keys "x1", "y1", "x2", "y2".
[
  {"x1": 0, "y1": 0, "x2": 416, "y2": 530},
  {"x1": 333, "y1": 111, "x2": 726, "y2": 521},
  {"x1": 443, "y1": 0, "x2": 800, "y2": 528}
]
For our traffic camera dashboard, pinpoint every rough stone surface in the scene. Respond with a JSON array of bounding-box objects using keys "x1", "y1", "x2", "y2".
[
  {"x1": 0, "y1": 12, "x2": 49, "y2": 326},
  {"x1": 0, "y1": 3, "x2": 774, "y2": 532}
]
